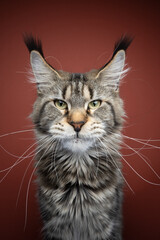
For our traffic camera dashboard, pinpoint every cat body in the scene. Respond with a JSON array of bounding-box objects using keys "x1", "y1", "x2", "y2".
[{"x1": 24, "y1": 35, "x2": 132, "y2": 240}]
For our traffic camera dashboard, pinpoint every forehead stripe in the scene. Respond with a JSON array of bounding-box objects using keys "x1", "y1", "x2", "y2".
[
  {"x1": 88, "y1": 87, "x2": 93, "y2": 99},
  {"x1": 83, "y1": 85, "x2": 91, "y2": 100},
  {"x1": 62, "y1": 85, "x2": 67, "y2": 99},
  {"x1": 64, "y1": 85, "x2": 72, "y2": 99}
]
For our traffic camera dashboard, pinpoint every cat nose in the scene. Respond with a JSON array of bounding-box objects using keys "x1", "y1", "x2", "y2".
[{"x1": 69, "y1": 121, "x2": 85, "y2": 132}]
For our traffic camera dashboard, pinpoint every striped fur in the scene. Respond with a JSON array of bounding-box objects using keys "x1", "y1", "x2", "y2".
[{"x1": 25, "y1": 35, "x2": 132, "y2": 240}]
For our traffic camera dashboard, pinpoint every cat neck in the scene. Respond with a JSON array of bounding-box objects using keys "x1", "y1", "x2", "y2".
[{"x1": 36, "y1": 144, "x2": 122, "y2": 191}]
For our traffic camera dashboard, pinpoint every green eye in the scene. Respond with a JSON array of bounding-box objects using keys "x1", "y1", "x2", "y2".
[
  {"x1": 54, "y1": 99, "x2": 67, "y2": 110},
  {"x1": 88, "y1": 100, "x2": 101, "y2": 109}
]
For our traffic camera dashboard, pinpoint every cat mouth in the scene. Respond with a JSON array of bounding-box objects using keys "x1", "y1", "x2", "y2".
[
  {"x1": 73, "y1": 136, "x2": 80, "y2": 142},
  {"x1": 75, "y1": 132, "x2": 85, "y2": 140},
  {"x1": 62, "y1": 134, "x2": 93, "y2": 152},
  {"x1": 69, "y1": 135, "x2": 84, "y2": 143},
  {"x1": 72, "y1": 137, "x2": 83, "y2": 143},
  {"x1": 72, "y1": 133, "x2": 90, "y2": 141}
]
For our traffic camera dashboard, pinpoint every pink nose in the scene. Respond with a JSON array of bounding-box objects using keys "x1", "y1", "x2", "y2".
[{"x1": 69, "y1": 121, "x2": 85, "y2": 132}]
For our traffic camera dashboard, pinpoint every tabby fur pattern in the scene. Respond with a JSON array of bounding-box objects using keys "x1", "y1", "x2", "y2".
[{"x1": 24, "y1": 35, "x2": 132, "y2": 240}]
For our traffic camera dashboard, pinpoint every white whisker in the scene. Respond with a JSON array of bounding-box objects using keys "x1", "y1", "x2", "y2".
[
  {"x1": 0, "y1": 136, "x2": 48, "y2": 180},
  {"x1": 45, "y1": 56, "x2": 63, "y2": 70},
  {"x1": 123, "y1": 135, "x2": 160, "y2": 149},
  {"x1": 93, "y1": 138, "x2": 100, "y2": 177},
  {"x1": 53, "y1": 138, "x2": 61, "y2": 181},
  {"x1": 115, "y1": 146, "x2": 160, "y2": 186},
  {"x1": 0, "y1": 144, "x2": 34, "y2": 159},
  {"x1": 0, "y1": 142, "x2": 37, "y2": 183},
  {"x1": 99, "y1": 134, "x2": 160, "y2": 186},
  {"x1": 123, "y1": 141, "x2": 160, "y2": 180},
  {"x1": 0, "y1": 129, "x2": 33, "y2": 138},
  {"x1": 24, "y1": 137, "x2": 54, "y2": 230},
  {"x1": 16, "y1": 136, "x2": 53, "y2": 207},
  {"x1": 97, "y1": 136, "x2": 134, "y2": 193}
]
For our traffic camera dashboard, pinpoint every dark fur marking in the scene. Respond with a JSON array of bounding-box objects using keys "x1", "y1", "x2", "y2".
[
  {"x1": 54, "y1": 127, "x2": 64, "y2": 132},
  {"x1": 23, "y1": 34, "x2": 44, "y2": 57},
  {"x1": 73, "y1": 74, "x2": 82, "y2": 94},
  {"x1": 62, "y1": 85, "x2": 67, "y2": 99},
  {"x1": 88, "y1": 87, "x2": 93, "y2": 99},
  {"x1": 105, "y1": 101, "x2": 120, "y2": 128},
  {"x1": 99, "y1": 35, "x2": 133, "y2": 71},
  {"x1": 34, "y1": 101, "x2": 52, "y2": 134},
  {"x1": 74, "y1": 73, "x2": 82, "y2": 81},
  {"x1": 71, "y1": 73, "x2": 81, "y2": 82},
  {"x1": 113, "y1": 35, "x2": 133, "y2": 57},
  {"x1": 35, "y1": 122, "x2": 48, "y2": 135},
  {"x1": 82, "y1": 74, "x2": 88, "y2": 82},
  {"x1": 24, "y1": 34, "x2": 59, "y2": 74},
  {"x1": 39, "y1": 101, "x2": 51, "y2": 119}
]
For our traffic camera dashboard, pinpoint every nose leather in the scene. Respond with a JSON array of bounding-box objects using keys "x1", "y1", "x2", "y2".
[{"x1": 69, "y1": 121, "x2": 85, "y2": 132}]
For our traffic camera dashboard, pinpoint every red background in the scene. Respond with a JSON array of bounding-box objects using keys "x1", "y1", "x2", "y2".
[{"x1": 0, "y1": 1, "x2": 160, "y2": 239}]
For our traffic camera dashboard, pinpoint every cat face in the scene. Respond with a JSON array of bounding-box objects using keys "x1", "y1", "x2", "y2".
[
  {"x1": 30, "y1": 51, "x2": 125, "y2": 153},
  {"x1": 24, "y1": 36, "x2": 132, "y2": 153}
]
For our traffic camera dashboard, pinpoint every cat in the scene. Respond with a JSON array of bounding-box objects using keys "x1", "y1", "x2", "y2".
[{"x1": 24, "y1": 34, "x2": 132, "y2": 240}]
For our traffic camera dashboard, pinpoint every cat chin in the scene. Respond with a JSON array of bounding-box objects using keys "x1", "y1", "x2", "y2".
[{"x1": 62, "y1": 138, "x2": 93, "y2": 153}]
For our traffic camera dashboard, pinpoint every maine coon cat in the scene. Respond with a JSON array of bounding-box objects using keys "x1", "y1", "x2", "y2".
[{"x1": 24, "y1": 35, "x2": 132, "y2": 240}]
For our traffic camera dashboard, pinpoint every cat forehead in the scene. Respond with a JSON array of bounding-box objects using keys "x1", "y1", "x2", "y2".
[
  {"x1": 43, "y1": 70, "x2": 112, "y2": 102},
  {"x1": 60, "y1": 72, "x2": 111, "y2": 102},
  {"x1": 63, "y1": 73, "x2": 92, "y2": 102},
  {"x1": 70, "y1": 73, "x2": 86, "y2": 81}
]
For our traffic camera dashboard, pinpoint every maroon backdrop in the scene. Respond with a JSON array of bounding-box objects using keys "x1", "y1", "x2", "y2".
[{"x1": 0, "y1": 1, "x2": 160, "y2": 239}]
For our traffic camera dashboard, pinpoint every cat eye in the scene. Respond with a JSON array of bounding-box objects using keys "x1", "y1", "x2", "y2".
[
  {"x1": 54, "y1": 99, "x2": 67, "y2": 110},
  {"x1": 88, "y1": 100, "x2": 101, "y2": 109}
]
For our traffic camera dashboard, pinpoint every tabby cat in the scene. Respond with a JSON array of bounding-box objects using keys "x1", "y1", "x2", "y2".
[{"x1": 24, "y1": 35, "x2": 132, "y2": 240}]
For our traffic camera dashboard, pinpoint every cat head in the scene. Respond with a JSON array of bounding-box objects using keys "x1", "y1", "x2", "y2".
[{"x1": 24, "y1": 35, "x2": 132, "y2": 153}]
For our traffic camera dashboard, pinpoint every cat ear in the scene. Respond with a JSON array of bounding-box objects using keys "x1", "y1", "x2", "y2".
[
  {"x1": 96, "y1": 50, "x2": 126, "y2": 90},
  {"x1": 96, "y1": 35, "x2": 132, "y2": 90},
  {"x1": 24, "y1": 34, "x2": 61, "y2": 93},
  {"x1": 30, "y1": 50, "x2": 61, "y2": 92}
]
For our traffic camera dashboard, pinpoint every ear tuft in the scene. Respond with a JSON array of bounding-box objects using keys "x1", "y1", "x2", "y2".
[
  {"x1": 113, "y1": 35, "x2": 133, "y2": 57},
  {"x1": 23, "y1": 33, "x2": 44, "y2": 58},
  {"x1": 24, "y1": 35, "x2": 62, "y2": 93},
  {"x1": 96, "y1": 35, "x2": 133, "y2": 90}
]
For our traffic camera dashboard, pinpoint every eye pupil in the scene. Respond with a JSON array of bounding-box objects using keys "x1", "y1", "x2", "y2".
[
  {"x1": 88, "y1": 100, "x2": 101, "y2": 109},
  {"x1": 54, "y1": 99, "x2": 67, "y2": 110},
  {"x1": 59, "y1": 101, "x2": 63, "y2": 106}
]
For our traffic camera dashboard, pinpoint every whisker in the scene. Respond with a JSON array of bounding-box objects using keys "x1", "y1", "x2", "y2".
[
  {"x1": 0, "y1": 142, "x2": 36, "y2": 183},
  {"x1": 0, "y1": 144, "x2": 34, "y2": 159},
  {"x1": 52, "y1": 138, "x2": 61, "y2": 181},
  {"x1": 124, "y1": 135, "x2": 160, "y2": 142},
  {"x1": 123, "y1": 135, "x2": 160, "y2": 149},
  {"x1": 100, "y1": 135, "x2": 160, "y2": 186},
  {"x1": 0, "y1": 129, "x2": 33, "y2": 138},
  {"x1": 45, "y1": 56, "x2": 63, "y2": 70},
  {"x1": 123, "y1": 141, "x2": 160, "y2": 180},
  {"x1": 114, "y1": 146, "x2": 160, "y2": 186},
  {"x1": 121, "y1": 138, "x2": 151, "y2": 156},
  {"x1": 0, "y1": 147, "x2": 35, "y2": 173},
  {"x1": 97, "y1": 136, "x2": 134, "y2": 193},
  {"x1": 93, "y1": 138, "x2": 100, "y2": 177},
  {"x1": 16, "y1": 156, "x2": 34, "y2": 207},
  {"x1": 24, "y1": 137, "x2": 54, "y2": 230},
  {"x1": 0, "y1": 140, "x2": 38, "y2": 174},
  {"x1": 16, "y1": 71, "x2": 30, "y2": 74},
  {"x1": 109, "y1": 150, "x2": 134, "y2": 194},
  {"x1": 0, "y1": 136, "x2": 48, "y2": 181},
  {"x1": 16, "y1": 136, "x2": 53, "y2": 207}
]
